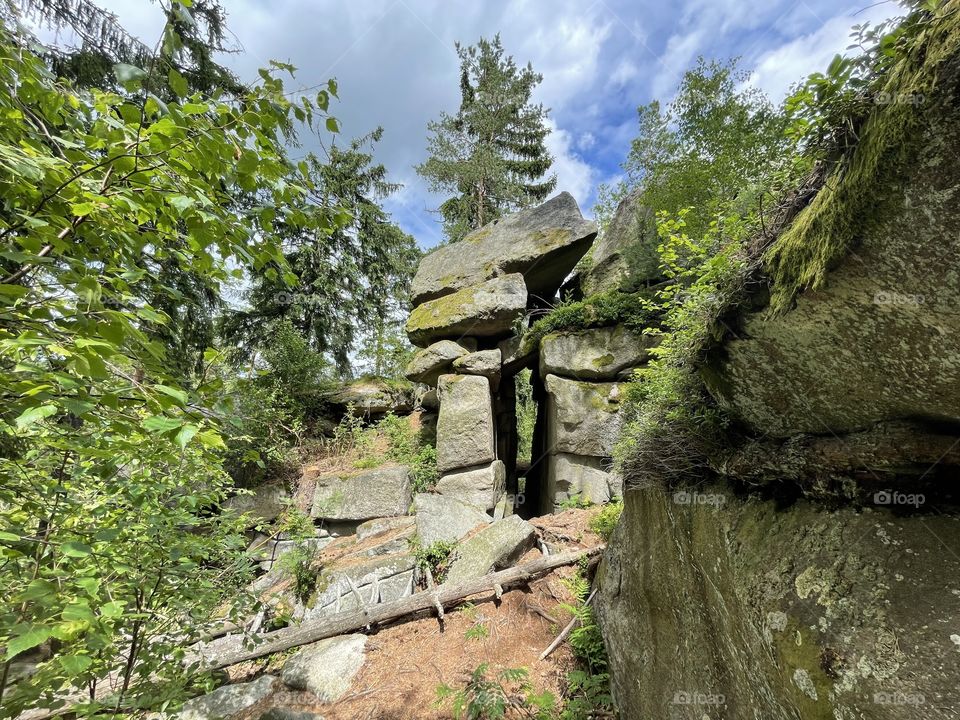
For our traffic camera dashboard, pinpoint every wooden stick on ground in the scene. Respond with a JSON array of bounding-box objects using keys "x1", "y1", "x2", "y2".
[
  {"x1": 194, "y1": 547, "x2": 602, "y2": 670},
  {"x1": 539, "y1": 587, "x2": 597, "y2": 661}
]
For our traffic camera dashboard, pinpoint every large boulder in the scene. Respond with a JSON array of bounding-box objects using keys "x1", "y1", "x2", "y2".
[
  {"x1": 281, "y1": 634, "x2": 367, "y2": 702},
  {"x1": 224, "y1": 485, "x2": 289, "y2": 527},
  {"x1": 540, "y1": 325, "x2": 655, "y2": 381},
  {"x1": 436, "y1": 374, "x2": 495, "y2": 472},
  {"x1": 599, "y1": 484, "x2": 960, "y2": 719},
  {"x1": 544, "y1": 375, "x2": 621, "y2": 457},
  {"x1": 435, "y1": 460, "x2": 506, "y2": 511},
  {"x1": 310, "y1": 466, "x2": 411, "y2": 522},
  {"x1": 404, "y1": 340, "x2": 472, "y2": 385},
  {"x1": 179, "y1": 676, "x2": 275, "y2": 720},
  {"x1": 414, "y1": 493, "x2": 491, "y2": 546},
  {"x1": 405, "y1": 274, "x2": 527, "y2": 347},
  {"x1": 452, "y1": 349, "x2": 502, "y2": 378},
  {"x1": 445, "y1": 515, "x2": 536, "y2": 584},
  {"x1": 580, "y1": 189, "x2": 659, "y2": 296},
  {"x1": 306, "y1": 551, "x2": 416, "y2": 619},
  {"x1": 410, "y1": 192, "x2": 596, "y2": 305},
  {"x1": 325, "y1": 377, "x2": 414, "y2": 417}
]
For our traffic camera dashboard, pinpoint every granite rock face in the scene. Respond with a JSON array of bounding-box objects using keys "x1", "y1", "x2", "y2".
[
  {"x1": 325, "y1": 377, "x2": 414, "y2": 417},
  {"x1": 281, "y1": 634, "x2": 367, "y2": 702},
  {"x1": 540, "y1": 325, "x2": 654, "y2": 381},
  {"x1": 445, "y1": 515, "x2": 536, "y2": 584},
  {"x1": 410, "y1": 192, "x2": 596, "y2": 305},
  {"x1": 414, "y1": 493, "x2": 491, "y2": 546},
  {"x1": 404, "y1": 340, "x2": 472, "y2": 385},
  {"x1": 224, "y1": 485, "x2": 289, "y2": 527},
  {"x1": 545, "y1": 453, "x2": 621, "y2": 510},
  {"x1": 544, "y1": 375, "x2": 621, "y2": 457},
  {"x1": 435, "y1": 460, "x2": 506, "y2": 511},
  {"x1": 179, "y1": 676, "x2": 275, "y2": 720}
]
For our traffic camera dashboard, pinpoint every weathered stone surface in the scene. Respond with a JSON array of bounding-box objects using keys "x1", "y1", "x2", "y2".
[
  {"x1": 580, "y1": 189, "x2": 659, "y2": 296},
  {"x1": 282, "y1": 634, "x2": 366, "y2": 702},
  {"x1": 452, "y1": 349, "x2": 502, "y2": 378},
  {"x1": 544, "y1": 375, "x2": 621, "y2": 457},
  {"x1": 445, "y1": 515, "x2": 536, "y2": 584},
  {"x1": 544, "y1": 453, "x2": 620, "y2": 512},
  {"x1": 404, "y1": 340, "x2": 471, "y2": 385},
  {"x1": 305, "y1": 552, "x2": 416, "y2": 620},
  {"x1": 259, "y1": 709, "x2": 325, "y2": 720},
  {"x1": 179, "y1": 676, "x2": 275, "y2": 720},
  {"x1": 224, "y1": 485, "x2": 289, "y2": 526},
  {"x1": 355, "y1": 515, "x2": 416, "y2": 541},
  {"x1": 311, "y1": 466, "x2": 411, "y2": 521},
  {"x1": 420, "y1": 388, "x2": 439, "y2": 410},
  {"x1": 436, "y1": 374, "x2": 494, "y2": 472},
  {"x1": 406, "y1": 274, "x2": 527, "y2": 347},
  {"x1": 247, "y1": 535, "x2": 332, "y2": 571},
  {"x1": 435, "y1": 461, "x2": 506, "y2": 511},
  {"x1": 325, "y1": 377, "x2": 413, "y2": 416},
  {"x1": 598, "y1": 484, "x2": 960, "y2": 719},
  {"x1": 499, "y1": 334, "x2": 537, "y2": 374},
  {"x1": 540, "y1": 325, "x2": 655, "y2": 381},
  {"x1": 411, "y1": 192, "x2": 596, "y2": 305},
  {"x1": 414, "y1": 493, "x2": 490, "y2": 546}
]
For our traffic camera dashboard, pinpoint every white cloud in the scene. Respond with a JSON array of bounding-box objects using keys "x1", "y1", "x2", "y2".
[{"x1": 544, "y1": 119, "x2": 597, "y2": 213}]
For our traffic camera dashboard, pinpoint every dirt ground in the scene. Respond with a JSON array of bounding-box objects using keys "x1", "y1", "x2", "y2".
[{"x1": 232, "y1": 508, "x2": 605, "y2": 720}]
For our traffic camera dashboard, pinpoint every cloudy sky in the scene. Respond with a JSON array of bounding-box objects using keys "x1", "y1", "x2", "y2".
[{"x1": 90, "y1": 0, "x2": 904, "y2": 248}]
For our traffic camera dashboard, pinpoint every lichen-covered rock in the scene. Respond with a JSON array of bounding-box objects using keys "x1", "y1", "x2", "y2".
[
  {"x1": 445, "y1": 515, "x2": 536, "y2": 584},
  {"x1": 224, "y1": 485, "x2": 289, "y2": 527},
  {"x1": 410, "y1": 192, "x2": 596, "y2": 305},
  {"x1": 404, "y1": 340, "x2": 471, "y2": 385},
  {"x1": 580, "y1": 189, "x2": 658, "y2": 295},
  {"x1": 540, "y1": 325, "x2": 655, "y2": 381},
  {"x1": 305, "y1": 552, "x2": 416, "y2": 620},
  {"x1": 598, "y1": 484, "x2": 960, "y2": 719},
  {"x1": 355, "y1": 515, "x2": 416, "y2": 542},
  {"x1": 414, "y1": 492, "x2": 491, "y2": 546},
  {"x1": 178, "y1": 675, "x2": 275, "y2": 720},
  {"x1": 544, "y1": 375, "x2": 621, "y2": 457},
  {"x1": 436, "y1": 374, "x2": 495, "y2": 472},
  {"x1": 259, "y1": 710, "x2": 325, "y2": 720},
  {"x1": 405, "y1": 274, "x2": 527, "y2": 347},
  {"x1": 281, "y1": 634, "x2": 367, "y2": 702},
  {"x1": 325, "y1": 377, "x2": 414, "y2": 417},
  {"x1": 544, "y1": 453, "x2": 620, "y2": 512},
  {"x1": 499, "y1": 334, "x2": 537, "y2": 374},
  {"x1": 435, "y1": 460, "x2": 506, "y2": 511},
  {"x1": 247, "y1": 535, "x2": 332, "y2": 572},
  {"x1": 452, "y1": 349, "x2": 502, "y2": 378},
  {"x1": 310, "y1": 466, "x2": 411, "y2": 521}
]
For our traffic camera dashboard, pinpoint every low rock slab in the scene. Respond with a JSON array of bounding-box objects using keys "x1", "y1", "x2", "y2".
[
  {"x1": 356, "y1": 515, "x2": 416, "y2": 541},
  {"x1": 404, "y1": 340, "x2": 471, "y2": 385},
  {"x1": 544, "y1": 374, "x2": 621, "y2": 457},
  {"x1": 414, "y1": 493, "x2": 490, "y2": 546},
  {"x1": 545, "y1": 453, "x2": 622, "y2": 513},
  {"x1": 410, "y1": 192, "x2": 596, "y2": 305},
  {"x1": 311, "y1": 466, "x2": 411, "y2": 522},
  {"x1": 179, "y1": 675, "x2": 275, "y2": 720},
  {"x1": 436, "y1": 374, "x2": 495, "y2": 472},
  {"x1": 259, "y1": 710, "x2": 325, "y2": 720},
  {"x1": 325, "y1": 377, "x2": 413, "y2": 417},
  {"x1": 540, "y1": 325, "x2": 655, "y2": 381},
  {"x1": 405, "y1": 274, "x2": 527, "y2": 347},
  {"x1": 282, "y1": 634, "x2": 367, "y2": 702},
  {"x1": 445, "y1": 515, "x2": 536, "y2": 584},
  {"x1": 435, "y1": 461, "x2": 506, "y2": 511}
]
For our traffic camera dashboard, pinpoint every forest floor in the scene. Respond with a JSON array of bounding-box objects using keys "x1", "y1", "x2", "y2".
[{"x1": 226, "y1": 508, "x2": 605, "y2": 720}]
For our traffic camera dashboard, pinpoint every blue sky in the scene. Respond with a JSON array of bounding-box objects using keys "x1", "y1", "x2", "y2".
[{"x1": 93, "y1": 0, "x2": 905, "y2": 249}]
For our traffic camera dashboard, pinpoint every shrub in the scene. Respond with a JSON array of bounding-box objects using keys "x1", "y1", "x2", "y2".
[
  {"x1": 589, "y1": 501, "x2": 623, "y2": 541},
  {"x1": 412, "y1": 539, "x2": 458, "y2": 586},
  {"x1": 435, "y1": 665, "x2": 555, "y2": 720}
]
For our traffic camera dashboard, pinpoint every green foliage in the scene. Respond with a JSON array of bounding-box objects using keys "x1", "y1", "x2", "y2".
[
  {"x1": 435, "y1": 664, "x2": 556, "y2": 720},
  {"x1": 413, "y1": 539, "x2": 457, "y2": 586},
  {"x1": 589, "y1": 501, "x2": 623, "y2": 541},
  {"x1": 522, "y1": 290, "x2": 659, "y2": 354},
  {"x1": 418, "y1": 35, "x2": 556, "y2": 242},
  {"x1": 277, "y1": 547, "x2": 317, "y2": 605},
  {"x1": 515, "y1": 369, "x2": 536, "y2": 465},
  {"x1": 0, "y1": 9, "x2": 343, "y2": 714}
]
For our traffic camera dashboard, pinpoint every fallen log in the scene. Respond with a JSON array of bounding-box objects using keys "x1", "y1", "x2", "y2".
[{"x1": 194, "y1": 546, "x2": 602, "y2": 670}]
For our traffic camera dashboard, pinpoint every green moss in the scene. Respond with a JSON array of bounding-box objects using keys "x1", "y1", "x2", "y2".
[
  {"x1": 771, "y1": 617, "x2": 836, "y2": 719},
  {"x1": 406, "y1": 283, "x2": 481, "y2": 336},
  {"x1": 521, "y1": 289, "x2": 659, "y2": 354},
  {"x1": 766, "y1": 8, "x2": 960, "y2": 312},
  {"x1": 592, "y1": 353, "x2": 615, "y2": 369}
]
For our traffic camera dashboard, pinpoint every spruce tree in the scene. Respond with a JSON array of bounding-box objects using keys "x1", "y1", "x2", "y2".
[{"x1": 418, "y1": 34, "x2": 556, "y2": 242}]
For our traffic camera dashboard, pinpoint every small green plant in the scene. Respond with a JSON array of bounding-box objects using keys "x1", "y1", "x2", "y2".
[
  {"x1": 412, "y1": 538, "x2": 458, "y2": 585},
  {"x1": 277, "y1": 547, "x2": 317, "y2": 604},
  {"x1": 465, "y1": 622, "x2": 489, "y2": 641},
  {"x1": 589, "y1": 501, "x2": 623, "y2": 541},
  {"x1": 435, "y1": 664, "x2": 556, "y2": 720},
  {"x1": 560, "y1": 496, "x2": 593, "y2": 510}
]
